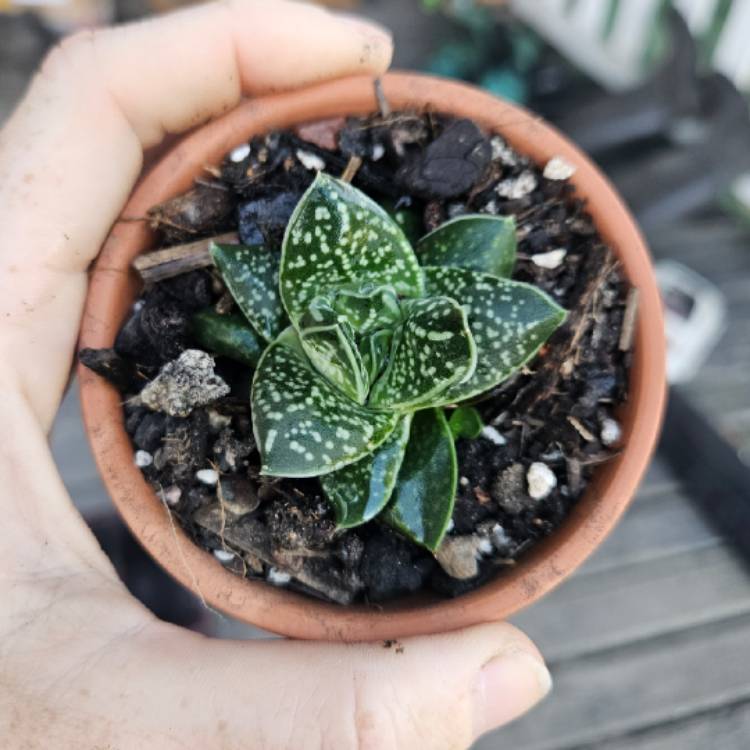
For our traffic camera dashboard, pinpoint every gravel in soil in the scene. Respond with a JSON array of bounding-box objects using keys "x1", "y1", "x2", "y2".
[{"x1": 80, "y1": 106, "x2": 631, "y2": 605}]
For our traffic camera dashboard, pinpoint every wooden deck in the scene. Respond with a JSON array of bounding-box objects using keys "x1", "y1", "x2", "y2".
[{"x1": 4, "y1": 6, "x2": 750, "y2": 747}]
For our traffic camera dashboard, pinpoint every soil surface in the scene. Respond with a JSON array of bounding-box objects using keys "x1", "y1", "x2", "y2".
[{"x1": 80, "y1": 106, "x2": 631, "y2": 605}]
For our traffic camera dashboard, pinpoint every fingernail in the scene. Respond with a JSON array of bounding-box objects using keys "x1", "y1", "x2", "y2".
[
  {"x1": 472, "y1": 650, "x2": 552, "y2": 739},
  {"x1": 338, "y1": 14, "x2": 393, "y2": 47}
]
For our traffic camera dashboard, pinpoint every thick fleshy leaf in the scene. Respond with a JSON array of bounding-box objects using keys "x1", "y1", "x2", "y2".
[
  {"x1": 210, "y1": 242, "x2": 287, "y2": 342},
  {"x1": 417, "y1": 215, "x2": 517, "y2": 278},
  {"x1": 252, "y1": 328, "x2": 399, "y2": 478},
  {"x1": 321, "y1": 415, "x2": 412, "y2": 529},
  {"x1": 384, "y1": 409, "x2": 457, "y2": 552},
  {"x1": 190, "y1": 309, "x2": 265, "y2": 368},
  {"x1": 424, "y1": 266, "x2": 566, "y2": 404},
  {"x1": 331, "y1": 284, "x2": 402, "y2": 334},
  {"x1": 280, "y1": 173, "x2": 424, "y2": 324},
  {"x1": 298, "y1": 297, "x2": 369, "y2": 404},
  {"x1": 360, "y1": 328, "x2": 393, "y2": 387},
  {"x1": 368, "y1": 296, "x2": 477, "y2": 412},
  {"x1": 448, "y1": 405, "x2": 484, "y2": 440},
  {"x1": 381, "y1": 199, "x2": 423, "y2": 246}
]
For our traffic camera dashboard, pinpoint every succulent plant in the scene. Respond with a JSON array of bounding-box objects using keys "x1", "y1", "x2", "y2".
[{"x1": 201, "y1": 173, "x2": 565, "y2": 551}]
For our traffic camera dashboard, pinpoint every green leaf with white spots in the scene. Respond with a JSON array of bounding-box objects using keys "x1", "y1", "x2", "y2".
[
  {"x1": 417, "y1": 215, "x2": 517, "y2": 278},
  {"x1": 381, "y1": 199, "x2": 423, "y2": 246},
  {"x1": 321, "y1": 415, "x2": 412, "y2": 529},
  {"x1": 360, "y1": 328, "x2": 393, "y2": 387},
  {"x1": 280, "y1": 173, "x2": 425, "y2": 325},
  {"x1": 210, "y1": 243, "x2": 287, "y2": 342},
  {"x1": 383, "y1": 409, "x2": 457, "y2": 552},
  {"x1": 368, "y1": 296, "x2": 477, "y2": 412},
  {"x1": 423, "y1": 266, "x2": 566, "y2": 404},
  {"x1": 252, "y1": 328, "x2": 399, "y2": 478},
  {"x1": 190, "y1": 309, "x2": 265, "y2": 368},
  {"x1": 298, "y1": 297, "x2": 369, "y2": 404},
  {"x1": 331, "y1": 284, "x2": 402, "y2": 335},
  {"x1": 448, "y1": 405, "x2": 484, "y2": 440}
]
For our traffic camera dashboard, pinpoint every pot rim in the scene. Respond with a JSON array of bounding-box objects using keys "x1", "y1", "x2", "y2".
[{"x1": 78, "y1": 72, "x2": 666, "y2": 642}]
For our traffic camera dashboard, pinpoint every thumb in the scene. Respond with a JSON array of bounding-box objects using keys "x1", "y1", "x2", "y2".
[{"x1": 155, "y1": 621, "x2": 552, "y2": 749}]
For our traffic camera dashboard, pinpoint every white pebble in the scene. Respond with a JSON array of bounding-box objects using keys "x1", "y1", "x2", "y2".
[
  {"x1": 134, "y1": 450, "x2": 153, "y2": 468},
  {"x1": 267, "y1": 567, "x2": 292, "y2": 586},
  {"x1": 162, "y1": 485, "x2": 182, "y2": 507},
  {"x1": 296, "y1": 149, "x2": 325, "y2": 171},
  {"x1": 445, "y1": 518, "x2": 455, "y2": 533},
  {"x1": 491, "y1": 523, "x2": 512, "y2": 550},
  {"x1": 229, "y1": 143, "x2": 251, "y2": 163},
  {"x1": 601, "y1": 418, "x2": 622, "y2": 447},
  {"x1": 196, "y1": 468, "x2": 219, "y2": 486},
  {"x1": 213, "y1": 549, "x2": 235, "y2": 563},
  {"x1": 371, "y1": 143, "x2": 385, "y2": 161},
  {"x1": 490, "y1": 136, "x2": 518, "y2": 166},
  {"x1": 459, "y1": 476, "x2": 470, "y2": 487},
  {"x1": 496, "y1": 170, "x2": 537, "y2": 199},
  {"x1": 531, "y1": 248, "x2": 567, "y2": 270},
  {"x1": 480, "y1": 199, "x2": 499, "y2": 215},
  {"x1": 543, "y1": 156, "x2": 576, "y2": 180},
  {"x1": 527, "y1": 462, "x2": 557, "y2": 500},
  {"x1": 477, "y1": 537, "x2": 493, "y2": 555},
  {"x1": 481, "y1": 425, "x2": 507, "y2": 446}
]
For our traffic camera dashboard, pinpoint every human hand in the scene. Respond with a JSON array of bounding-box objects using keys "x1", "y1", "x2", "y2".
[{"x1": 0, "y1": 2, "x2": 551, "y2": 747}]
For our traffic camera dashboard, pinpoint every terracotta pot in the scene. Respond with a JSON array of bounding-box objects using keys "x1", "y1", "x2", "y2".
[{"x1": 78, "y1": 73, "x2": 666, "y2": 641}]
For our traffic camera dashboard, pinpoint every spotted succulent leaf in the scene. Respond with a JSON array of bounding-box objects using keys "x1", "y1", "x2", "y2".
[
  {"x1": 417, "y1": 215, "x2": 517, "y2": 278},
  {"x1": 320, "y1": 415, "x2": 412, "y2": 529},
  {"x1": 280, "y1": 173, "x2": 425, "y2": 325},
  {"x1": 298, "y1": 297, "x2": 369, "y2": 404},
  {"x1": 190, "y1": 309, "x2": 265, "y2": 368},
  {"x1": 360, "y1": 328, "x2": 393, "y2": 387},
  {"x1": 423, "y1": 266, "x2": 566, "y2": 404},
  {"x1": 368, "y1": 296, "x2": 477, "y2": 412},
  {"x1": 383, "y1": 409, "x2": 457, "y2": 552},
  {"x1": 331, "y1": 284, "x2": 402, "y2": 334},
  {"x1": 252, "y1": 329, "x2": 399, "y2": 477},
  {"x1": 210, "y1": 242, "x2": 287, "y2": 342}
]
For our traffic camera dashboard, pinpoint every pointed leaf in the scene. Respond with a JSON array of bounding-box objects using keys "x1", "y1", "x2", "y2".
[
  {"x1": 424, "y1": 266, "x2": 566, "y2": 404},
  {"x1": 381, "y1": 198, "x2": 423, "y2": 245},
  {"x1": 360, "y1": 328, "x2": 393, "y2": 387},
  {"x1": 190, "y1": 309, "x2": 265, "y2": 368},
  {"x1": 368, "y1": 296, "x2": 477, "y2": 412},
  {"x1": 280, "y1": 173, "x2": 424, "y2": 324},
  {"x1": 321, "y1": 415, "x2": 412, "y2": 529},
  {"x1": 252, "y1": 329, "x2": 399, "y2": 478},
  {"x1": 331, "y1": 284, "x2": 402, "y2": 334},
  {"x1": 210, "y1": 242, "x2": 287, "y2": 342},
  {"x1": 298, "y1": 297, "x2": 369, "y2": 404},
  {"x1": 384, "y1": 409, "x2": 457, "y2": 552},
  {"x1": 448, "y1": 405, "x2": 484, "y2": 440},
  {"x1": 417, "y1": 215, "x2": 517, "y2": 278}
]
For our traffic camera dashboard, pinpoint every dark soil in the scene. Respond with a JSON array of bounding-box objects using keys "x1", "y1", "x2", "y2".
[{"x1": 81, "y1": 104, "x2": 631, "y2": 605}]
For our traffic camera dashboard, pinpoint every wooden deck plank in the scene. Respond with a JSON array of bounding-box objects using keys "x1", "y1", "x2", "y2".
[
  {"x1": 475, "y1": 614, "x2": 750, "y2": 750},
  {"x1": 570, "y1": 697, "x2": 750, "y2": 750},
  {"x1": 513, "y1": 542, "x2": 750, "y2": 662}
]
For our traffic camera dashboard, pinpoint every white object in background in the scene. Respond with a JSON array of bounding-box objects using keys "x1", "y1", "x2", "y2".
[
  {"x1": 509, "y1": 0, "x2": 665, "y2": 90},
  {"x1": 655, "y1": 260, "x2": 727, "y2": 384}
]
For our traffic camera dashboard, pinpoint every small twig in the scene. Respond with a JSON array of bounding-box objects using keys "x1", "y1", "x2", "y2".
[
  {"x1": 374, "y1": 77, "x2": 392, "y2": 117},
  {"x1": 619, "y1": 287, "x2": 640, "y2": 352},
  {"x1": 157, "y1": 485, "x2": 209, "y2": 610},
  {"x1": 133, "y1": 231, "x2": 237, "y2": 284},
  {"x1": 567, "y1": 416, "x2": 596, "y2": 442},
  {"x1": 340, "y1": 155, "x2": 363, "y2": 184}
]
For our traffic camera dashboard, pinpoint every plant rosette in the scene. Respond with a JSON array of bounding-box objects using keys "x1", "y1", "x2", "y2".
[
  {"x1": 78, "y1": 74, "x2": 666, "y2": 641},
  {"x1": 196, "y1": 173, "x2": 565, "y2": 552}
]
